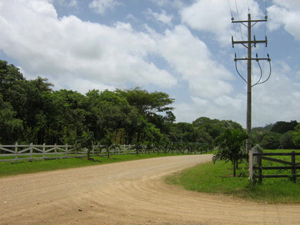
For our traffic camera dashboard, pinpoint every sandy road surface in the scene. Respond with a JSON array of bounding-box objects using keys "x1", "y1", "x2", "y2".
[{"x1": 0, "y1": 155, "x2": 300, "y2": 225}]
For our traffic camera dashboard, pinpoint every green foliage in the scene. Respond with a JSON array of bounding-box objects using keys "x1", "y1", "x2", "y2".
[
  {"x1": 115, "y1": 87, "x2": 174, "y2": 115},
  {"x1": 260, "y1": 132, "x2": 281, "y2": 149},
  {"x1": 271, "y1": 120, "x2": 298, "y2": 134},
  {"x1": 291, "y1": 124, "x2": 300, "y2": 148},
  {"x1": 213, "y1": 129, "x2": 248, "y2": 176},
  {"x1": 0, "y1": 59, "x2": 248, "y2": 147},
  {"x1": 280, "y1": 131, "x2": 296, "y2": 149},
  {"x1": 252, "y1": 122, "x2": 300, "y2": 150},
  {"x1": 75, "y1": 131, "x2": 95, "y2": 160},
  {"x1": 0, "y1": 94, "x2": 23, "y2": 144}
]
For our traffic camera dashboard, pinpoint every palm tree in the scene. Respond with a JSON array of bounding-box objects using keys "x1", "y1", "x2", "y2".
[{"x1": 213, "y1": 129, "x2": 248, "y2": 177}]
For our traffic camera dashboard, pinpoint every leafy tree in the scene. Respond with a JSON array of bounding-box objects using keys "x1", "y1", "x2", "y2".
[
  {"x1": 193, "y1": 117, "x2": 220, "y2": 138},
  {"x1": 51, "y1": 89, "x2": 87, "y2": 144},
  {"x1": 3, "y1": 77, "x2": 55, "y2": 144},
  {"x1": 280, "y1": 131, "x2": 296, "y2": 149},
  {"x1": 0, "y1": 60, "x2": 24, "y2": 97},
  {"x1": 116, "y1": 87, "x2": 174, "y2": 115},
  {"x1": 213, "y1": 129, "x2": 248, "y2": 177},
  {"x1": 260, "y1": 132, "x2": 281, "y2": 149},
  {"x1": 292, "y1": 124, "x2": 300, "y2": 148},
  {"x1": 85, "y1": 89, "x2": 134, "y2": 142},
  {"x1": 271, "y1": 121, "x2": 298, "y2": 134},
  {"x1": 115, "y1": 87, "x2": 175, "y2": 134},
  {"x1": 0, "y1": 94, "x2": 23, "y2": 144}
]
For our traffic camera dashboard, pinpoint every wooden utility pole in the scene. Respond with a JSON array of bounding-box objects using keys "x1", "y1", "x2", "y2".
[{"x1": 232, "y1": 13, "x2": 269, "y2": 154}]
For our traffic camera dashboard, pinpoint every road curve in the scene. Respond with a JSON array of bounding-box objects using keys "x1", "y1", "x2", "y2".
[{"x1": 0, "y1": 155, "x2": 299, "y2": 225}]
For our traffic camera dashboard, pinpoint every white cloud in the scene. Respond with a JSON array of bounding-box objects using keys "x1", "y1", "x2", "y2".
[
  {"x1": 146, "y1": 9, "x2": 173, "y2": 27},
  {"x1": 0, "y1": 0, "x2": 177, "y2": 91},
  {"x1": 251, "y1": 61, "x2": 300, "y2": 127},
  {"x1": 268, "y1": 1, "x2": 300, "y2": 40},
  {"x1": 51, "y1": 75, "x2": 116, "y2": 94},
  {"x1": 158, "y1": 25, "x2": 234, "y2": 99},
  {"x1": 175, "y1": 59, "x2": 300, "y2": 127},
  {"x1": 272, "y1": 0, "x2": 300, "y2": 10},
  {"x1": 181, "y1": 0, "x2": 262, "y2": 44},
  {"x1": 174, "y1": 93, "x2": 246, "y2": 125},
  {"x1": 89, "y1": 0, "x2": 121, "y2": 15}
]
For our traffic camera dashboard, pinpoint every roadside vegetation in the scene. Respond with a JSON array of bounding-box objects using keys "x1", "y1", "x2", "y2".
[{"x1": 167, "y1": 149, "x2": 300, "y2": 204}]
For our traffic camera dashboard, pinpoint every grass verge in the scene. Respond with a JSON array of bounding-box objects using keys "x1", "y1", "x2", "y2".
[
  {"x1": 166, "y1": 160, "x2": 300, "y2": 204},
  {"x1": 0, "y1": 153, "x2": 188, "y2": 178}
]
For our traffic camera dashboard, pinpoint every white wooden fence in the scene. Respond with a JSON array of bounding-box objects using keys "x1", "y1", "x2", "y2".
[{"x1": 0, "y1": 143, "x2": 140, "y2": 162}]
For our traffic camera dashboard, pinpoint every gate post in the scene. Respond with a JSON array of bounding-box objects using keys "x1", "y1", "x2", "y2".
[
  {"x1": 291, "y1": 151, "x2": 296, "y2": 183},
  {"x1": 249, "y1": 149, "x2": 254, "y2": 182},
  {"x1": 257, "y1": 154, "x2": 262, "y2": 184}
]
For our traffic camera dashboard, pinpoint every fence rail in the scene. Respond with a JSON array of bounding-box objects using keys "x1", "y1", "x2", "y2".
[
  {"x1": 0, "y1": 143, "x2": 85, "y2": 162},
  {"x1": 0, "y1": 143, "x2": 154, "y2": 162},
  {"x1": 0, "y1": 143, "x2": 209, "y2": 162},
  {"x1": 250, "y1": 147, "x2": 300, "y2": 183}
]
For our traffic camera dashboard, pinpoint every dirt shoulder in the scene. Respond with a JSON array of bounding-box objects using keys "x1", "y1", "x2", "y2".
[{"x1": 1, "y1": 155, "x2": 300, "y2": 225}]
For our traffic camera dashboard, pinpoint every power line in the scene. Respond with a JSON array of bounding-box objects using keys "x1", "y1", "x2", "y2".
[{"x1": 234, "y1": 0, "x2": 247, "y2": 57}]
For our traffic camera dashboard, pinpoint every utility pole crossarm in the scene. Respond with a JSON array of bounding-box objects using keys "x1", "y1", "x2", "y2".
[
  {"x1": 232, "y1": 18, "x2": 267, "y2": 24},
  {"x1": 234, "y1": 57, "x2": 271, "y2": 62},
  {"x1": 232, "y1": 37, "x2": 267, "y2": 48}
]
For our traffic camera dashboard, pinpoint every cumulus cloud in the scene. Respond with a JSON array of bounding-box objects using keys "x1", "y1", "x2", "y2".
[
  {"x1": 146, "y1": 9, "x2": 173, "y2": 27},
  {"x1": 251, "y1": 61, "x2": 300, "y2": 126},
  {"x1": 89, "y1": 0, "x2": 121, "y2": 15},
  {"x1": 181, "y1": 0, "x2": 262, "y2": 44},
  {"x1": 268, "y1": 1, "x2": 300, "y2": 40},
  {"x1": 0, "y1": 0, "x2": 177, "y2": 93},
  {"x1": 174, "y1": 59, "x2": 300, "y2": 127},
  {"x1": 174, "y1": 93, "x2": 246, "y2": 125},
  {"x1": 158, "y1": 25, "x2": 234, "y2": 99}
]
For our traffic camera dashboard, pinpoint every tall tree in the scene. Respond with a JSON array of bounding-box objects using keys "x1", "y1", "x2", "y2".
[
  {"x1": 115, "y1": 87, "x2": 175, "y2": 138},
  {"x1": 271, "y1": 121, "x2": 298, "y2": 134},
  {"x1": 0, "y1": 60, "x2": 24, "y2": 98},
  {"x1": 0, "y1": 94, "x2": 23, "y2": 144},
  {"x1": 115, "y1": 87, "x2": 174, "y2": 116}
]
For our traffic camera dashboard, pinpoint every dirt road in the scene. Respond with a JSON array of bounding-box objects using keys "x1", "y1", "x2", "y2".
[{"x1": 0, "y1": 155, "x2": 299, "y2": 225}]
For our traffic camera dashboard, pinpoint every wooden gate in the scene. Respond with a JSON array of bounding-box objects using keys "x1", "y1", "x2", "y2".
[{"x1": 250, "y1": 148, "x2": 300, "y2": 183}]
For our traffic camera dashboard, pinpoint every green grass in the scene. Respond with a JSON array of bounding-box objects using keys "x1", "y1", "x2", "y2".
[
  {"x1": 0, "y1": 153, "x2": 190, "y2": 178},
  {"x1": 166, "y1": 158, "x2": 300, "y2": 204}
]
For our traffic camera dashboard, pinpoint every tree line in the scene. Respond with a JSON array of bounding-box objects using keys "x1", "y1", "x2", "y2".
[
  {"x1": 0, "y1": 60, "x2": 243, "y2": 147},
  {"x1": 252, "y1": 120, "x2": 300, "y2": 149}
]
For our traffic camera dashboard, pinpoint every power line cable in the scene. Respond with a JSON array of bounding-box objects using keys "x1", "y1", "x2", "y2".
[{"x1": 234, "y1": 0, "x2": 247, "y2": 57}]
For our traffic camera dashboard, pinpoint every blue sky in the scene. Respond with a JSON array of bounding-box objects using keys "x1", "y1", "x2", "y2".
[{"x1": 0, "y1": 0, "x2": 300, "y2": 128}]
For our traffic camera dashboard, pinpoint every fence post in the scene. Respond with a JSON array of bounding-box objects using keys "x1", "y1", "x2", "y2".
[
  {"x1": 66, "y1": 144, "x2": 68, "y2": 158},
  {"x1": 43, "y1": 143, "x2": 46, "y2": 159},
  {"x1": 92, "y1": 143, "x2": 95, "y2": 155},
  {"x1": 291, "y1": 151, "x2": 296, "y2": 183},
  {"x1": 54, "y1": 143, "x2": 57, "y2": 159},
  {"x1": 257, "y1": 154, "x2": 262, "y2": 184},
  {"x1": 249, "y1": 149, "x2": 254, "y2": 182},
  {"x1": 15, "y1": 143, "x2": 18, "y2": 163},
  {"x1": 30, "y1": 143, "x2": 33, "y2": 162}
]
